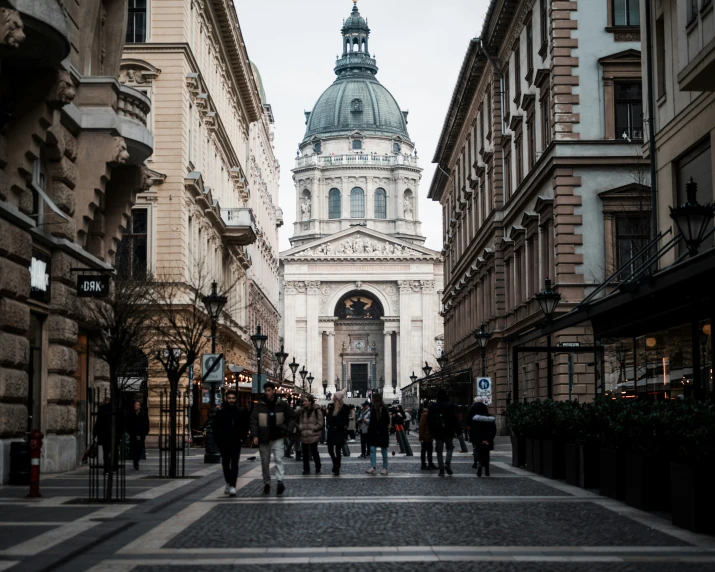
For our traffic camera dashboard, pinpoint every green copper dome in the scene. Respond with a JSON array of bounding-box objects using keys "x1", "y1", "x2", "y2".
[{"x1": 303, "y1": 1, "x2": 410, "y2": 143}]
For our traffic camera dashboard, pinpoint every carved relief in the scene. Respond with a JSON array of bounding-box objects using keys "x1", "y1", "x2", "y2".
[
  {"x1": 306, "y1": 280, "x2": 321, "y2": 294},
  {"x1": 113, "y1": 137, "x2": 130, "y2": 164},
  {"x1": 0, "y1": 8, "x2": 25, "y2": 48},
  {"x1": 398, "y1": 280, "x2": 412, "y2": 293},
  {"x1": 295, "y1": 282, "x2": 306, "y2": 294},
  {"x1": 294, "y1": 233, "x2": 423, "y2": 258},
  {"x1": 421, "y1": 280, "x2": 436, "y2": 294},
  {"x1": 49, "y1": 71, "x2": 76, "y2": 107},
  {"x1": 140, "y1": 167, "x2": 154, "y2": 192}
]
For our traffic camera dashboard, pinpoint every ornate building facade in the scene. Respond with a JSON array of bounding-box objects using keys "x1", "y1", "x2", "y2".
[
  {"x1": 120, "y1": 0, "x2": 280, "y2": 408},
  {"x1": 280, "y1": 2, "x2": 444, "y2": 398},
  {"x1": 0, "y1": 1, "x2": 153, "y2": 480},
  {"x1": 429, "y1": 0, "x2": 645, "y2": 415}
]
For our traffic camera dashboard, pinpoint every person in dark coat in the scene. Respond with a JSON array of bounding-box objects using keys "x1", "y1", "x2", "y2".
[
  {"x1": 469, "y1": 401, "x2": 497, "y2": 477},
  {"x1": 126, "y1": 400, "x2": 150, "y2": 470},
  {"x1": 428, "y1": 389, "x2": 460, "y2": 477},
  {"x1": 213, "y1": 390, "x2": 250, "y2": 496},
  {"x1": 365, "y1": 393, "x2": 391, "y2": 475},
  {"x1": 326, "y1": 391, "x2": 350, "y2": 476},
  {"x1": 93, "y1": 397, "x2": 114, "y2": 473}
]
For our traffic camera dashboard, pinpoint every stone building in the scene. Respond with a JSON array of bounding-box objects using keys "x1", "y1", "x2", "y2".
[
  {"x1": 280, "y1": 2, "x2": 444, "y2": 399},
  {"x1": 0, "y1": 1, "x2": 153, "y2": 480},
  {"x1": 428, "y1": 0, "x2": 647, "y2": 412},
  {"x1": 120, "y1": 0, "x2": 281, "y2": 411}
]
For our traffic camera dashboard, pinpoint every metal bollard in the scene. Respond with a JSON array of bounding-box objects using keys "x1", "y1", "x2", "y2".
[{"x1": 27, "y1": 430, "x2": 44, "y2": 498}]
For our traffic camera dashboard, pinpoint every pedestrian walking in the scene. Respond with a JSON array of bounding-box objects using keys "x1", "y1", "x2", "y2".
[
  {"x1": 93, "y1": 397, "x2": 115, "y2": 474},
  {"x1": 428, "y1": 389, "x2": 460, "y2": 477},
  {"x1": 298, "y1": 395, "x2": 323, "y2": 475},
  {"x1": 469, "y1": 401, "x2": 497, "y2": 477},
  {"x1": 250, "y1": 381, "x2": 295, "y2": 495},
  {"x1": 404, "y1": 407, "x2": 412, "y2": 434},
  {"x1": 213, "y1": 390, "x2": 249, "y2": 496},
  {"x1": 326, "y1": 391, "x2": 350, "y2": 476},
  {"x1": 366, "y1": 393, "x2": 390, "y2": 475},
  {"x1": 347, "y1": 405, "x2": 357, "y2": 442},
  {"x1": 419, "y1": 408, "x2": 437, "y2": 470},
  {"x1": 126, "y1": 400, "x2": 149, "y2": 471},
  {"x1": 357, "y1": 401, "x2": 371, "y2": 458}
]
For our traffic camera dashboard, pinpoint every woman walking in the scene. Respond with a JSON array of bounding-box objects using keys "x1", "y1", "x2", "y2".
[
  {"x1": 366, "y1": 393, "x2": 391, "y2": 475},
  {"x1": 298, "y1": 395, "x2": 323, "y2": 475},
  {"x1": 419, "y1": 407, "x2": 437, "y2": 470},
  {"x1": 470, "y1": 402, "x2": 497, "y2": 477},
  {"x1": 326, "y1": 391, "x2": 350, "y2": 476}
]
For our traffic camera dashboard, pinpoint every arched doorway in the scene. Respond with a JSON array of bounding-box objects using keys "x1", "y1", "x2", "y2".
[{"x1": 334, "y1": 291, "x2": 384, "y2": 397}]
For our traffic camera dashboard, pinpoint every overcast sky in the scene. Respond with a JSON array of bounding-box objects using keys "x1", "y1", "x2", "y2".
[{"x1": 234, "y1": 0, "x2": 490, "y2": 252}]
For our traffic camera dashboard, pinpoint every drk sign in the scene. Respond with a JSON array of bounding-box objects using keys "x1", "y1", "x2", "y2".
[{"x1": 476, "y1": 377, "x2": 492, "y2": 405}]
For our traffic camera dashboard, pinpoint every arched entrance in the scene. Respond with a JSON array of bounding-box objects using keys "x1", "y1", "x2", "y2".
[{"x1": 333, "y1": 291, "x2": 384, "y2": 397}]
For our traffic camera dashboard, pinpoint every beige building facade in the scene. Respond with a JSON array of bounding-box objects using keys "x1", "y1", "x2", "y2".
[
  {"x1": 429, "y1": 0, "x2": 648, "y2": 414},
  {"x1": 0, "y1": 1, "x2": 153, "y2": 481}
]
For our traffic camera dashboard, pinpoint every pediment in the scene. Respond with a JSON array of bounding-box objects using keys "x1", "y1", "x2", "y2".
[{"x1": 281, "y1": 227, "x2": 440, "y2": 260}]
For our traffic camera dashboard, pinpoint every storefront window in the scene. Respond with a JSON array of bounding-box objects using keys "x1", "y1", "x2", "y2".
[{"x1": 698, "y1": 319, "x2": 712, "y2": 397}]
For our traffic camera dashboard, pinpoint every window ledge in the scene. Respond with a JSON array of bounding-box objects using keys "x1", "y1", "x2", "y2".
[
  {"x1": 657, "y1": 93, "x2": 667, "y2": 107},
  {"x1": 538, "y1": 42, "x2": 548, "y2": 61},
  {"x1": 686, "y1": 16, "x2": 699, "y2": 34},
  {"x1": 702, "y1": 1, "x2": 714, "y2": 17}
]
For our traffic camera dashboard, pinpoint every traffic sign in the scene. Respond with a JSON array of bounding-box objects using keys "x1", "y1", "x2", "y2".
[
  {"x1": 188, "y1": 365, "x2": 194, "y2": 381},
  {"x1": 201, "y1": 353, "x2": 225, "y2": 384},
  {"x1": 476, "y1": 377, "x2": 492, "y2": 405}
]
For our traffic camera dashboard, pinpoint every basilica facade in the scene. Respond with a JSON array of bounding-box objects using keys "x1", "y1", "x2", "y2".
[{"x1": 280, "y1": 2, "x2": 444, "y2": 399}]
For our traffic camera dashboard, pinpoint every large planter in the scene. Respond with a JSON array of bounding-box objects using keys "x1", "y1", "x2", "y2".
[
  {"x1": 510, "y1": 434, "x2": 526, "y2": 468},
  {"x1": 671, "y1": 462, "x2": 715, "y2": 534},
  {"x1": 525, "y1": 437, "x2": 535, "y2": 471},
  {"x1": 564, "y1": 442, "x2": 579, "y2": 486},
  {"x1": 579, "y1": 444, "x2": 600, "y2": 489},
  {"x1": 625, "y1": 453, "x2": 669, "y2": 511},
  {"x1": 599, "y1": 448, "x2": 626, "y2": 500},
  {"x1": 533, "y1": 439, "x2": 543, "y2": 475},
  {"x1": 542, "y1": 439, "x2": 565, "y2": 480}
]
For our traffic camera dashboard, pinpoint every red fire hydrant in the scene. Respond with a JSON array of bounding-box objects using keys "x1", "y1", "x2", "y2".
[{"x1": 27, "y1": 430, "x2": 43, "y2": 499}]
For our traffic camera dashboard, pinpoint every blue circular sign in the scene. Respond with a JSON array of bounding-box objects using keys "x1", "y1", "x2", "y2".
[{"x1": 478, "y1": 378, "x2": 490, "y2": 390}]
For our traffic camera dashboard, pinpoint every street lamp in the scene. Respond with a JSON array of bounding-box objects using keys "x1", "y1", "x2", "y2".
[
  {"x1": 288, "y1": 356, "x2": 299, "y2": 386},
  {"x1": 251, "y1": 325, "x2": 268, "y2": 394},
  {"x1": 422, "y1": 362, "x2": 432, "y2": 377},
  {"x1": 474, "y1": 323, "x2": 492, "y2": 378},
  {"x1": 275, "y1": 345, "x2": 288, "y2": 383},
  {"x1": 437, "y1": 353, "x2": 448, "y2": 370},
  {"x1": 307, "y1": 372, "x2": 314, "y2": 395},
  {"x1": 536, "y1": 279, "x2": 561, "y2": 399},
  {"x1": 410, "y1": 372, "x2": 418, "y2": 385},
  {"x1": 670, "y1": 178, "x2": 715, "y2": 256},
  {"x1": 299, "y1": 365, "x2": 308, "y2": 393},
  {"x1": 322, "y1": 379, "x2": 328, "y2": 396},
  {"x1": 202, "y1": 281, "x2": 227, "y2": 464}
]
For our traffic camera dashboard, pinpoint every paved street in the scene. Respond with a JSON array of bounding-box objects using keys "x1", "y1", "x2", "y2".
[{"x1": 0, "y1": 435, "x2": 714, "y2": 572}]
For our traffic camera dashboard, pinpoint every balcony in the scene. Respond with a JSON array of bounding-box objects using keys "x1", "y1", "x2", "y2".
[
  {"x1": 5, "y1": 0, "x2": 70, "y2": 66},
  {"x1": 221, "y1": 208, "x2": 257, "y2": 246},
  {"x1": 295, "y1": 153, "x2": 419, "y2": 170}
]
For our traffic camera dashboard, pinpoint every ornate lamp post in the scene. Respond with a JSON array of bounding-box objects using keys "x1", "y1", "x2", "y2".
[
  {"x1": 474, "y1": 323, "x2": 492, "y2": 378},
  {"x1": 436, "y1": 353, "x2": 448, "y2": 370},
  {"x1": 250, "y1": 325, "x2": 268, "y2": 394},
  {"x1": 288, "y1": 356, "x2": 299, "y2": 386},
  {"x1": 307, "y1": 373, "x2": 315, "y2": 395},
  {"x1": 422, "y1": 362, "x2": 432, "y2": 378},
  {"x1": 202, "y1": 281, "x2": 227, "y2": 464},
  {"x1": 299, "y1": 365, "x2": 308, "y2": 394},
  {"x1": 535, "y1": 279, "x2": 561, "y2": 399},
  {"x1": 275, "y1": 345, "x2": 288, "y2": 383},
  {"x1": 669, "y1": 178, "x2": 715, "y2": 256},
  {"x1": 410, "y1": 372, "x2": 418, "y2": 385}
]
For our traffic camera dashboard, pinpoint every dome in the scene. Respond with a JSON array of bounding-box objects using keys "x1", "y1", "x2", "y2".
[
  {"x1": 250, "y1": 61, "x2": 267, "y2": 105},
  {"x1": 304, "y1": 77, "x2": 410, "y2": 141}
]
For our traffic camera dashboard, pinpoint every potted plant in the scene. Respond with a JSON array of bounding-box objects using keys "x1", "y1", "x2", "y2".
[
  {"x1": 505, "y1": 402, "x2": 527, "y2": 468},
  {"x1": 598, "y1": 398, "x2": 627, "y2": 500},
  {"x1": 576, "y1": 401, "x2": 602, "y2": 489},
  {"x1": 541, "y1": 400, "x2": 571, "y2": 480}
]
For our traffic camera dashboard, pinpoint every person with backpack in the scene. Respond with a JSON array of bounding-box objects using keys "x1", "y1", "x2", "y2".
[
  {"x1": 428, "y1": 389, "x2": 460, "y2": 477},
  {"x1": 366, "y1": 393, "x2": 390, "y2": 475},
  {"x1": 469, "y1": 401, "x2": 497, "y2": 477},
  {"x1": 298, "y1": 395, "x2": 323, "y2": 475}
]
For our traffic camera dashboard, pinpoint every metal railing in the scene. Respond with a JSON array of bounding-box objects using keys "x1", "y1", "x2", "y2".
[{"x1": 295, "y1": 154, "x2": 419, "y2": 169}]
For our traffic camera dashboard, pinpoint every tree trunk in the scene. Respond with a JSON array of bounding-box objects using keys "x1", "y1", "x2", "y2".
[{"x1": 169, "y1": 376, "x2": 178, "y2": 478}]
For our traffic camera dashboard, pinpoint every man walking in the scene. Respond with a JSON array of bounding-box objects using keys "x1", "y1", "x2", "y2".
[
  {"x1": 428, "y1": 389, "x2": 460, "y2": 477},
  {"x1": 127, "y1": 400, "x2": 150, "y2": 470},
  {"x1": 213, "y1": 390, "x2": 249, "y2": 497},
  {"x1": 250, "y1": 381, "x2": 294, "y2": 495}
]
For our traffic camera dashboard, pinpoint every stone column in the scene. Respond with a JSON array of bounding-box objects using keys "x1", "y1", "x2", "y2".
[
  {"x1": 383, "y1": 330, "x2": 392, "y2": 397},
  {"x1": 398, "y1": 280, "x2": 413, "y2": 395},
  {"x1": 283, "y1": 282, "x2": 297, "y2": 359},
  {"x1": 421, "y1": 280, "x2": 435, "y2": 370},
  {"x1": 327, "y1": 331, "x2": 336, "y2": 395},
  {"x1": 306, "y1": 281, "x2": 321, "y2": 384}
]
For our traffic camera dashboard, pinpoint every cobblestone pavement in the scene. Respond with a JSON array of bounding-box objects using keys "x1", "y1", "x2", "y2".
[{"x1": 0, "y1": 435, "x2": 714, "y2": 572}]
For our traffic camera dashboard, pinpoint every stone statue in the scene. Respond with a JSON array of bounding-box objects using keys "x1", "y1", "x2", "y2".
[
  {"x1": 0, "y1": 8, "x2": 25, "y2": 49},
  {"x1": 49, "y1": 70, "x2": 76, "y2": 107},
  {"x1": 354, "y1": 236, "x2": 364, "y2": 253},
  {"x1": 403, "y1": 196, "x2": 413, "y2": 219},
  {"x1": 140, "y1": 167, "x2": 154, "y2": 192},
  {"x1": 113, "y1": 137, "x2": 130, "y2": 164},
  {"x1": 325, "y1": 242, "x2": 333, "y2": 255},
  {"x1": 301, "y1": 198, "x2": 311, "y2": 220}
]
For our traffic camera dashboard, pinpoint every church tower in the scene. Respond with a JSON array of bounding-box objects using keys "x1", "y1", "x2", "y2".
[{"x1": 280, "y1": 1, "x2": 443, "y2": 400}]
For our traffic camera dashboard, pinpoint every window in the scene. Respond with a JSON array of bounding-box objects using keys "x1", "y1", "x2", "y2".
[
  {"x1": 526, "y1": 22, "x2": 534, "y2": 78},
  {"x1": 616, "y1": 216, "x2": 650, "y2": 276},
  {"x1": 374, "y1": 188, "x2": 387, "y2": 219},
  {"x1": 352, "y1": 140, "x2": 362, "y2": 150},
  {"x1": 613, "y1": 0, "x2": 640, "y2": 26},
  {"x1": 126, "y1": 0, "x2": 147, "y2": 43},
  {"x1": 487, "y1": 84, "x2": 492, "y2": 138},
  {"x1": 393, "y1": 142, "x2": 401, "y2": 154},
  {"x1": 503, "y1": 65, "x2": 510, "y2": 121},
  {"x1": 314, "y1": 141, "x2": 322, "y2": 154},
  {"x1": 515, "y1": 136, "x2": 523, "y2": 185},
  {"x1": 687, "y1": 0, "x2": 699, "y2": 24},
  {"x1": 540, "y1": 0, "x2": 548, "y2": 49},
  {"x1": 351, "y1": 98, "x2": 363, "y2": 113},
  {"x1": 527, "y1": 116, "x2": 536, "y2": 169},
  {"x1": 656, "y1": 16, "x2": 666, "y2": 98},
  {"x1": 676, "y1": 139, "x2": 713, "y2": 254},
  {"x1": 329, "y1": 188, "x2": 341, "y2": 219},
  {"x1": 615, "y1": 82, "x2": 643, "y2": 140},
  {"x1": 31, "y1": 157, "x2": 46, "y2": 222},
  {"x1": 117, "y1": 209, "x2": 148, "y2": 279},
  {"x1": 350, "y1": 187, "x2": 365, "y2": 218},
  {"x1": 514, "y1": 47, "x2": 521, "y2": 102},
  {"x1": 188, "y1": 103, "x2": 194, "y2": 164},
  {"x1": 187, "y1": 215, "x2": 194, "y2": 276},
  {"x1": 504, "y1": 147, "x2": 512, "y2": 199}
]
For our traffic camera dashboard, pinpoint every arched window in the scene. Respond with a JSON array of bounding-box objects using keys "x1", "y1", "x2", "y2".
[
  {"x1": 393, "y1": 142, "x2": 401, "y2": 154},
  {"x1": 352, "y1": 140, "x2": 362, "y2": 150},
  {"x1": 313, "y1": 141, "x2": 321, "y2": 154},
  {"x1": 374, "y1": 188, "x2": 387, "y2": 219},
  {"x1": 329, "y1": 188, "x2": 341, "y2": 219},
  {"x1": 350, "y1": 187, "x2": 365, "y2": 218}
]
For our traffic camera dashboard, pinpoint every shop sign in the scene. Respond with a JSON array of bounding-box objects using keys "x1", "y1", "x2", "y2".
[
  {"x1": 558, "y1": 342, "x2": 581, "y2": 348},
  {"x1": 29, "y1": 250, "x2": 51, "y2": 303},
  {"x1": 476, "y1": 377, "x2": 492, "y2": 405},
  {"x1": 77, "y1": 275, "x2": 110, "y2": 297}
]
